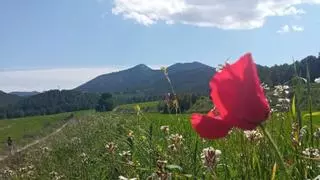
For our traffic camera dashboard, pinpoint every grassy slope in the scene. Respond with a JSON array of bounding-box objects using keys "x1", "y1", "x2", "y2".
[
  {"x1": 113, "y1": 101, "x2": 159, "y2": 113},
  {"x1": 0, "y1": 113, "x2": 72, "y2": 154},
  {"x1": 1, "y1": 111, "x2": 319, "y2": 179}
]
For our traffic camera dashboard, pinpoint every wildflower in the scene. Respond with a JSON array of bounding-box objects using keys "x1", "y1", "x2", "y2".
[
  {"x1": 105, "y1": 142, "x2": 117, "y2": 154},
  {"x1": 191, "y1": 53, "x2": 270, "y2": 139},
  {"x1": 291, "y1": 123, "x2": 301, "y2": 146},
  {"x1": 18, "y1": 167, "x2": 27, "y2": 173},
  {"x1": 26, "y1": 170, "x2": 35, "y2": 178},
  {"x1": 278, "y1": 98, "x2": 290, "y2": 103},
  {"x1": 80, "y1": 152, "x2": 89, "y2": 163},
  {"x1": 2, "y1": 167, "x2": 15, "y2": 177},
  {"x1": 135, "y1": 105, "x2": 141, "y2": 116},
  {"x1": 314, "y1": 128, "x2": 320, "y2": 138},
  {"x1": 50, "y1": 171, "x2": 64, "y2": 180},
  {"x1": 160, "y1": 126, "x2": 170, "y2": 134},
  {"x1": 261, "y1": 83, "x2": 270, "y2": 91},
  {"x1": 146, "y1": 160, "x2": 172, "y2": 180},
  {"x1": 299, "y1": 126, "x2": 308, "y2": 139},
  {"x1": 28, "y1": 165, "x2": 34, "y2": 170},
  {"x1": 119, "y1": 176, "x2": 137, "y2": 180},
  {"x1": 168, "y1": 144, "x2": 177, "y2": 152},
  {"x1": 71, "y1": 137, "x2": 81, "y2": 144},
  {"x1": 302, "y1": 148, "x2": 320, "y2": 158},
  {"x1": 168, "y1": 134, "x2": 183, "y2": 149},
  {"x1": 119, "y1": 151, "x2": 132, "y2": 162},
  {"x1": 41, "y1": 146, "x2": 51, "y2": 153},
  {"x1": 201, "y1": 147, "x2": 221, "y2": 170},
  {"x1": 244, "y1": 130, "x2": 263, "y2": 142}
]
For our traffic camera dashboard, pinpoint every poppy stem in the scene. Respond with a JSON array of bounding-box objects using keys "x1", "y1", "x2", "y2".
[{"x1": 259, "y1": 124, "x2": 290, "y2": 179}]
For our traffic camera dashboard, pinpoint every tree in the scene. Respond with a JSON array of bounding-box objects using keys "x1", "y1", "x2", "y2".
[{"x1": 95, "y1": 93, "x2": 114, "y2": 112}]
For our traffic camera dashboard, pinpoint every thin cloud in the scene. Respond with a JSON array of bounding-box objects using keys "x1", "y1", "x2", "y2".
[
  {"x1": 277, "y1": 25, "x2": 304, "y2": 33},
  {"x1": 0, "y1": 67, "x2": 122, "y2": 93},
  {"x1": 277, "y1": 25, "x2": 290, "y2": 33},
  {"x1": 292, "y1": 25, "x2": 304, "y2": 32},
  {"x1": 111, "y1": 0, "x2": 320, "y2": 30},
  {"x1": 0, "y1": 64, "x2": 166, "y2": 93}
]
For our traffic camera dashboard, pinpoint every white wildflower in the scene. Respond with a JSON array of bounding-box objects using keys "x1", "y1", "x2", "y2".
[
  {"x1": 41, "y1": 146, "x2": 51, "y2": 153},
  {"x1": 119, "y1": 151, "x2": 132, "y2": 162},
  {"x1": 244, "y1": 130, "x2": 263, "y2": 142},
  {"x1": 2, "y1": 167, "x2": 15, "y2": 177},
  {"x1": 71, "y1": 137, "x2": 81, "y2": 144},
  {"x1": 50, "y1": 171, "x2": 64, "y2": 180},
  {"x1": 201, "y1": 147, "x2": 221, "y2": 170},
  {"x1": 168, "y1": 144, "x2": 177, "y2": 152},
  {"x1": 314, "y1": 128, "x2": 320, "y2": 138},
  {"x1": 160, "y1": 126, "x2": 170, "y2": 134},
  {"x1": 119, "y1": 175, "x2": 137, "y2": 180},
  {"x1": 302, "y1": 148, "x2": 320, "y2": 158},
  {"x1": 105, "y1": 142, "x2": 117, "y2": 154},
  {"x1": 168, "y1": 134, "x2": 184, "y2": 146},
  {"x1": 80, "y1": 152, "x2": 89, "y2": 163}
]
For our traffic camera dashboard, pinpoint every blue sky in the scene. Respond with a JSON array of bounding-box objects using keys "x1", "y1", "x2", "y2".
[{"x1": 0, "y1": 0, "x2": 319, "y2": 92}]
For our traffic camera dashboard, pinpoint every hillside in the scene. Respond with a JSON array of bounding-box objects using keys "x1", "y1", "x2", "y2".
[
  {"x1": 0, "y1": 91, "x2": 21, "y2": 107},
  {"x1": 76, "y1": 55, "x2": 320, "y2": 95},
  {"x1": 0, "y1": 90, "x2": 100, "y2": 119}
]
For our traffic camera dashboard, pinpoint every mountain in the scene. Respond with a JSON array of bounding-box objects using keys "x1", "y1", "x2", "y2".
[
  {"x1": 10, "y1": 91, "x2": 40, "y2": 97},
  {"x1": 0, "y1": 91, "x2": 21, "y2": 107},
  {"x1": 75, "y1": 62, "x2": 214, "y2": 95},
  {"x1": 76, "y1": 64, "x2": 162, "y2": 93},
  {"x1": 76, "y1": 54, "x2": 320, "y2": 95}
]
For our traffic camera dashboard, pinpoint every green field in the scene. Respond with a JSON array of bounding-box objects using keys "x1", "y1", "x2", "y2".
[
  {"x1": 113, "y1": 101, "x2": 159, "y2": 113},
  {"x1": 0, "y1": 113, "x2": 72, "y2": 155},
  {"x1": 1, "y1": 110, "x2": 319, "y2": 179}
]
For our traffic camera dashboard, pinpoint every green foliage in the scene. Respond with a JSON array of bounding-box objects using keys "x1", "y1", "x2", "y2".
[
  {"x1": 187, "y1": 96, "x2": 213, "y2": 113},
  {"x1": 95, "y1": 93, "x2": 114, "y2": 112}
]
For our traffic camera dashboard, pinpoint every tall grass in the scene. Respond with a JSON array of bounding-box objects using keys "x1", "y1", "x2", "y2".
[{"x1": 0, "y1": 110, "x2": 319, "y2": 179}]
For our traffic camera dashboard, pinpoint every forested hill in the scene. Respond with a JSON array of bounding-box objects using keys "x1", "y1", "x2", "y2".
[
  {"x1": 0, "y1": 90, "x2": 100, "y2": 119},
  {"x1": 0, "y1": 91, "x2": 21, "y2": 107},
  {"x1": 258, "y1": 55, "x2": 320, "y2": 86},
  {"x1": 76, "y1": 54, "x2": 320, "y2": 95}
]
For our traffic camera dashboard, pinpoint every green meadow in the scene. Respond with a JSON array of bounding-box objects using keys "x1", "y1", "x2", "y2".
[{"x1": 1, "y1": 109, "x2": 319, "y2": 179}]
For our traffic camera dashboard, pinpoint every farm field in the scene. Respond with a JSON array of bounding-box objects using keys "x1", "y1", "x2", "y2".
[{"x1": 1, "y1": 110, "x2": 319, "y2": 179}]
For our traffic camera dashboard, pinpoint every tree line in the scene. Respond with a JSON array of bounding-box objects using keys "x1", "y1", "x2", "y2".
[{"x1": 0, "y1": 90, "x2": 100, "y2": 119}]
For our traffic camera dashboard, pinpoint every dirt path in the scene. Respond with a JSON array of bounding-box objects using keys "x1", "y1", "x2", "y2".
[{"x1": 0, "y1": 119, "x2": 75, "y2": 162}]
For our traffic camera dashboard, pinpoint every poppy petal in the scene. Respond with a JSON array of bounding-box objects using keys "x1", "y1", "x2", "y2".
[{"x1": 191, "y1": 113, "x2": 232, "y2": 139}]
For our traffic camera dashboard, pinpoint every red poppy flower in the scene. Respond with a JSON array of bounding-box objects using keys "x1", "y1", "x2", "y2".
[
  {"x1": 191, "y1": 53, "x2": 270, "y2": 139},
  {"x1": 210, "y1": 53, "x2": 270, "y2": 130}
]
